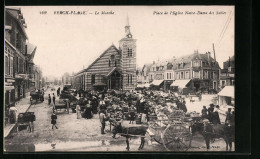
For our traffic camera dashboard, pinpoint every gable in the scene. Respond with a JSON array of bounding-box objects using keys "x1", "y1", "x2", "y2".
[{"x1": 85, "y1": 45, "x2": 121, "y2": 75}]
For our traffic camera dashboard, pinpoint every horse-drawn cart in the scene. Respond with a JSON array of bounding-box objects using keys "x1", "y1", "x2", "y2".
[
  {"x1": 147, "y1": 110, "x2": 193, "y2": 151},
  {"x1": 54, "y1": 99, "x2": 70, "y2": 114},
  {"x1": 30, "y1": 91, "x2": 44, "y2": 104}
]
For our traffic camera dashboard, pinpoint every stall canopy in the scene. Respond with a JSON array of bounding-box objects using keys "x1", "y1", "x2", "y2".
[
  {"x1": 137, "y1": 83, "x2": 150, "y2": 88},
  {"x1": 218, "y1": 86, "x2": 234, "y2": 98},
  {"x1": 151, "y1": 80, "x2": 164, "y2": 86},
  {"x1": 170, "y1": 79, "x2": 191, "y2": 88}
]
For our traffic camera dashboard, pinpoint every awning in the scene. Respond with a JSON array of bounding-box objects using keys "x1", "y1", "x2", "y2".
[
  {"x1": 218, "y1": 86, "x2": 234, "y2": 98},
  {"x1": 170, "y1": 79, "x2": 191, "y2": 88},
  {"x1": 151, "y1": 80, "x2": 164, "y2": 86},
  {"x1": 137, "y1": 83, "x2": 150, "y2": 88}
]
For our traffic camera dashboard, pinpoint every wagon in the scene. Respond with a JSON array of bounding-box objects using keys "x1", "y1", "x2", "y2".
[
  {"x1": 147, "y1": 110, "x2": 193, "y2": 151},
  {"x1": 54, "y1": 99, "x2": 70, "y2": 114},
  {"x1": 17, "y1": 112, "x2": 36, "y2": 132},
  {"x1": 30, "y1": 91, "x2": 44, "y2": 104}
]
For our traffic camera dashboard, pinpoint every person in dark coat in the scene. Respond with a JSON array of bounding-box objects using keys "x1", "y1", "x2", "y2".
[
  {"x1": 207, "y1": 104, "x2": 214, "y2": 122},
  {"x1": 212, "y1": 105, "x2": 221, "y2": 124},
  {"x1": 180, "y1": 103, "x2": 187, "y2": 113},
  {"x1": 85, "y1": 102, "x2": 92, "y2": 119},
  {"x1": 201, "y1": 106, "x2": 208, "y2": 119},
  {"x1": 48, "y1": 94, "x2": 51, "y2": 105},
  {"x1": 51, "y1": 112, "x2": 58, "y2": 129},
  {"x1": 52, "y1": 93, "x2": 56, "y2": 105},
  {"x1": 225, "y1": 108, "x2": 232, "y2": 125}
]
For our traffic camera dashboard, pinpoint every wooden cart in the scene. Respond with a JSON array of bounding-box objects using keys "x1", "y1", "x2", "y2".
[{"x1": 147, "y1": 110, "x2": 192, "y2": 151}]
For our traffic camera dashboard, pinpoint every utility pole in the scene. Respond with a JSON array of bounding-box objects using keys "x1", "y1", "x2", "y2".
[{"x1": 213, "y1": 43, "x2": 216, "y2": 63}]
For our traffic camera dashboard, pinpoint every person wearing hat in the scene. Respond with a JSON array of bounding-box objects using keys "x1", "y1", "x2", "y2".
[
  {"x1": 51, "y1": 112, "x2": 58, "y2": 129},
  {"x1": 201, "y1": 106, "x2": 208, "y2": 119},
  {"x1": 212, "y1": 105, "x2": 221, "y2": 124},
  {"x1": 207, "y1": 104, "x2": 214, "y2": 122},
  {"x1": 225, "y1": 108, "x2": 232, "y2": 125}
]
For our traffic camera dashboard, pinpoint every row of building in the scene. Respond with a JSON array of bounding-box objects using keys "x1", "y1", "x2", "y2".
[
  {"x1": 5, "y1": 7, "x2": 42, "y2": 106},
  {"x1": 63, "y1": 16, "x2": 234, "y2": 94},
  {"x1": 136, "y1": 52, "x2": 235, "y2": 93}
]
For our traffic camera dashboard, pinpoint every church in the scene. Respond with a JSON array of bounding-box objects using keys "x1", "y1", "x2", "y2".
[{"x1": 72, "y1": 16, "x2": 137, "y2": 91}]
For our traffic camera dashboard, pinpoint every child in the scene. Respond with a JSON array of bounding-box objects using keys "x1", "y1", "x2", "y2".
[{"x1": 51, "y1": 112, "x2": 58, "y2": 129}]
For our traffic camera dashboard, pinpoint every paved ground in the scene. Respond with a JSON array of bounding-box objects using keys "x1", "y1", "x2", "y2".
[{"x1": 4, "y1": 87, "x2": 234, "y2": 152}]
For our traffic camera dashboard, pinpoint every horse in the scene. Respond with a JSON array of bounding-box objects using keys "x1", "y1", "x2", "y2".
[
  {"x1": 190, "y1": 122, "x2": 234, "y2": 151},
  {"x1": 112, "y1": 123, "x2": 148, "y2": 151}
]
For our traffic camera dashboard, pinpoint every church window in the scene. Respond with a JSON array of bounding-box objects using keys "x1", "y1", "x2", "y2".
[
  {"x1": 91, "y1": 74, "x2": 95, "y2": 84},
  {"x1": 128, "y1": 48, "x2": 132, "y2": 57}
]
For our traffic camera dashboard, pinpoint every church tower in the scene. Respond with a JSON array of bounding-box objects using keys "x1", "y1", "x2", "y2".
[{"x1": 119, "y1": 15, "x2": 137, "y2": 91}]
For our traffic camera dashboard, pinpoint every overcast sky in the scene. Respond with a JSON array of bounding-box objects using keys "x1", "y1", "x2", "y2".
[{"x1": 12, "y1": 6, "x2": 234, "y2": 77}]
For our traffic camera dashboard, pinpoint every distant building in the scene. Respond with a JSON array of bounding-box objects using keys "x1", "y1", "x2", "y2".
[
  {"x1": 139, "y1": 51, "x2": 221, "y2": 92},
  {"x1": 220, "y1": 56, "x2": 235, "y2": 88},
  {"x1": 62, "y1": 72, "x2": 73, "y2": 86},
  {"x1": 73, "y1": 16, "x2": 137, "y2": 91}
]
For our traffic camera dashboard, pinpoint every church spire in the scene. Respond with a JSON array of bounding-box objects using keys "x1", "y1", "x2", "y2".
[{"x1": 125, "y1": 14, "x2": 132, "y2": 38}]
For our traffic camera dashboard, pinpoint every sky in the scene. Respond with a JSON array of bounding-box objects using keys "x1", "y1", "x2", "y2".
[{"x1": 11, "y1": 6, "x2": 234, "y2": 77}]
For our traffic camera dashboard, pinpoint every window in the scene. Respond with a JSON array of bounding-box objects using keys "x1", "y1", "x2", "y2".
[
  {"x1": 128, "y1": 48, "x2": 132, "y2": 57},
  {"x1": 109, "y1": 60, "x2": 111, "y2": 67},
  {"x1": 222, "y1": 80, "x2": 226, "y2": 86},
  {"x1": 115, "y1": 60, "x2": 117, "y2": 67},
  {"x1": 176, "y1": 72, "x2": 179, "y2": 79},
  {"x1": 167, "y1": 73, "x2": 172, "y2": 79},
  {"x1": 5, "y1": 55, "x2": 9, "y2": 75},
  {"x1": 181, "y1": 72, "x2": 184, "y2": 79},
  {"x1": 91, "y1": 74, "x2": 95, "y2": 84},
  {"x1": 185, "y1": 72, "x2": 189, "y2": 79},
  {"x1": 193, "y1": 61, "x2": 200, "y2": 67},
  {"x1": 127, "y1": 74, "x2": 133, "y2": 84},
  {"x1": 10, "y1": 57, "x2": 13, "y2": 77}
]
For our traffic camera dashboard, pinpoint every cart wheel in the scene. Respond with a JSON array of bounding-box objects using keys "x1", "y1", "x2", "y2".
[{"x1": 162, "y1": 125, "x2": 192, "y2": 151}]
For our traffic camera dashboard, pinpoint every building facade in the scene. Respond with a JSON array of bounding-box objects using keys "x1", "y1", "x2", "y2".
[
  {"x1": 73, "y1": 16, "x2": 137, "y2": 91},
  {"x1": 5, "y1": 7, "x2": 40, "y2": 106},
  {"x1": 220, "y1": 56, "x2": 235, "y2": 88},
  {"x1": 139, "y1": 51, "x2": 221, "y2": 92}
]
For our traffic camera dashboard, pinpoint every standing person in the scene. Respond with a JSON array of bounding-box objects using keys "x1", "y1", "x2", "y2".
[
  {"x1": 199, "y1": 93, "x2": 202, "y2": 101},
  {"x1": 9, "y1": 104, "x2": 18, "y2": 124},
  {"x1": 48, "y1": 94, "x2": 51, "y2": 105},
  {"x1": 52, "y1": 93, "x2": 56, "y2": 105},
  {"x1": 99, "y1": 110, "x2": 106, "y2": 134},
  {"x1": 201, "y1": 106, "x2": 208, "y2": 119},
  {"x1": 225, "y1": 108, "x2": 232, "y2": 125},
  {"x1": 207, "y1": 104, "x2": 214, "y2": 122},
  {"x1": 129, "y1": 105, "x2": 136, "y2": 124},
  {"x1": 57, "y1": 88, "x2": 59, "y2": 96},
  {"x1": 76, "y1": 104, "x2": 81, "y2": 119},
  {"x1": 51, "y1": 112, "x2": 58, "y2": 129},
  {"x1": 212, "y1": 105, "x2": 221, "y2": 124}
]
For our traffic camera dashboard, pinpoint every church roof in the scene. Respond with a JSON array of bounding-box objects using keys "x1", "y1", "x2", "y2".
[{"x1": 75, "y1": 44, "x2": 121, "y2": 76}]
